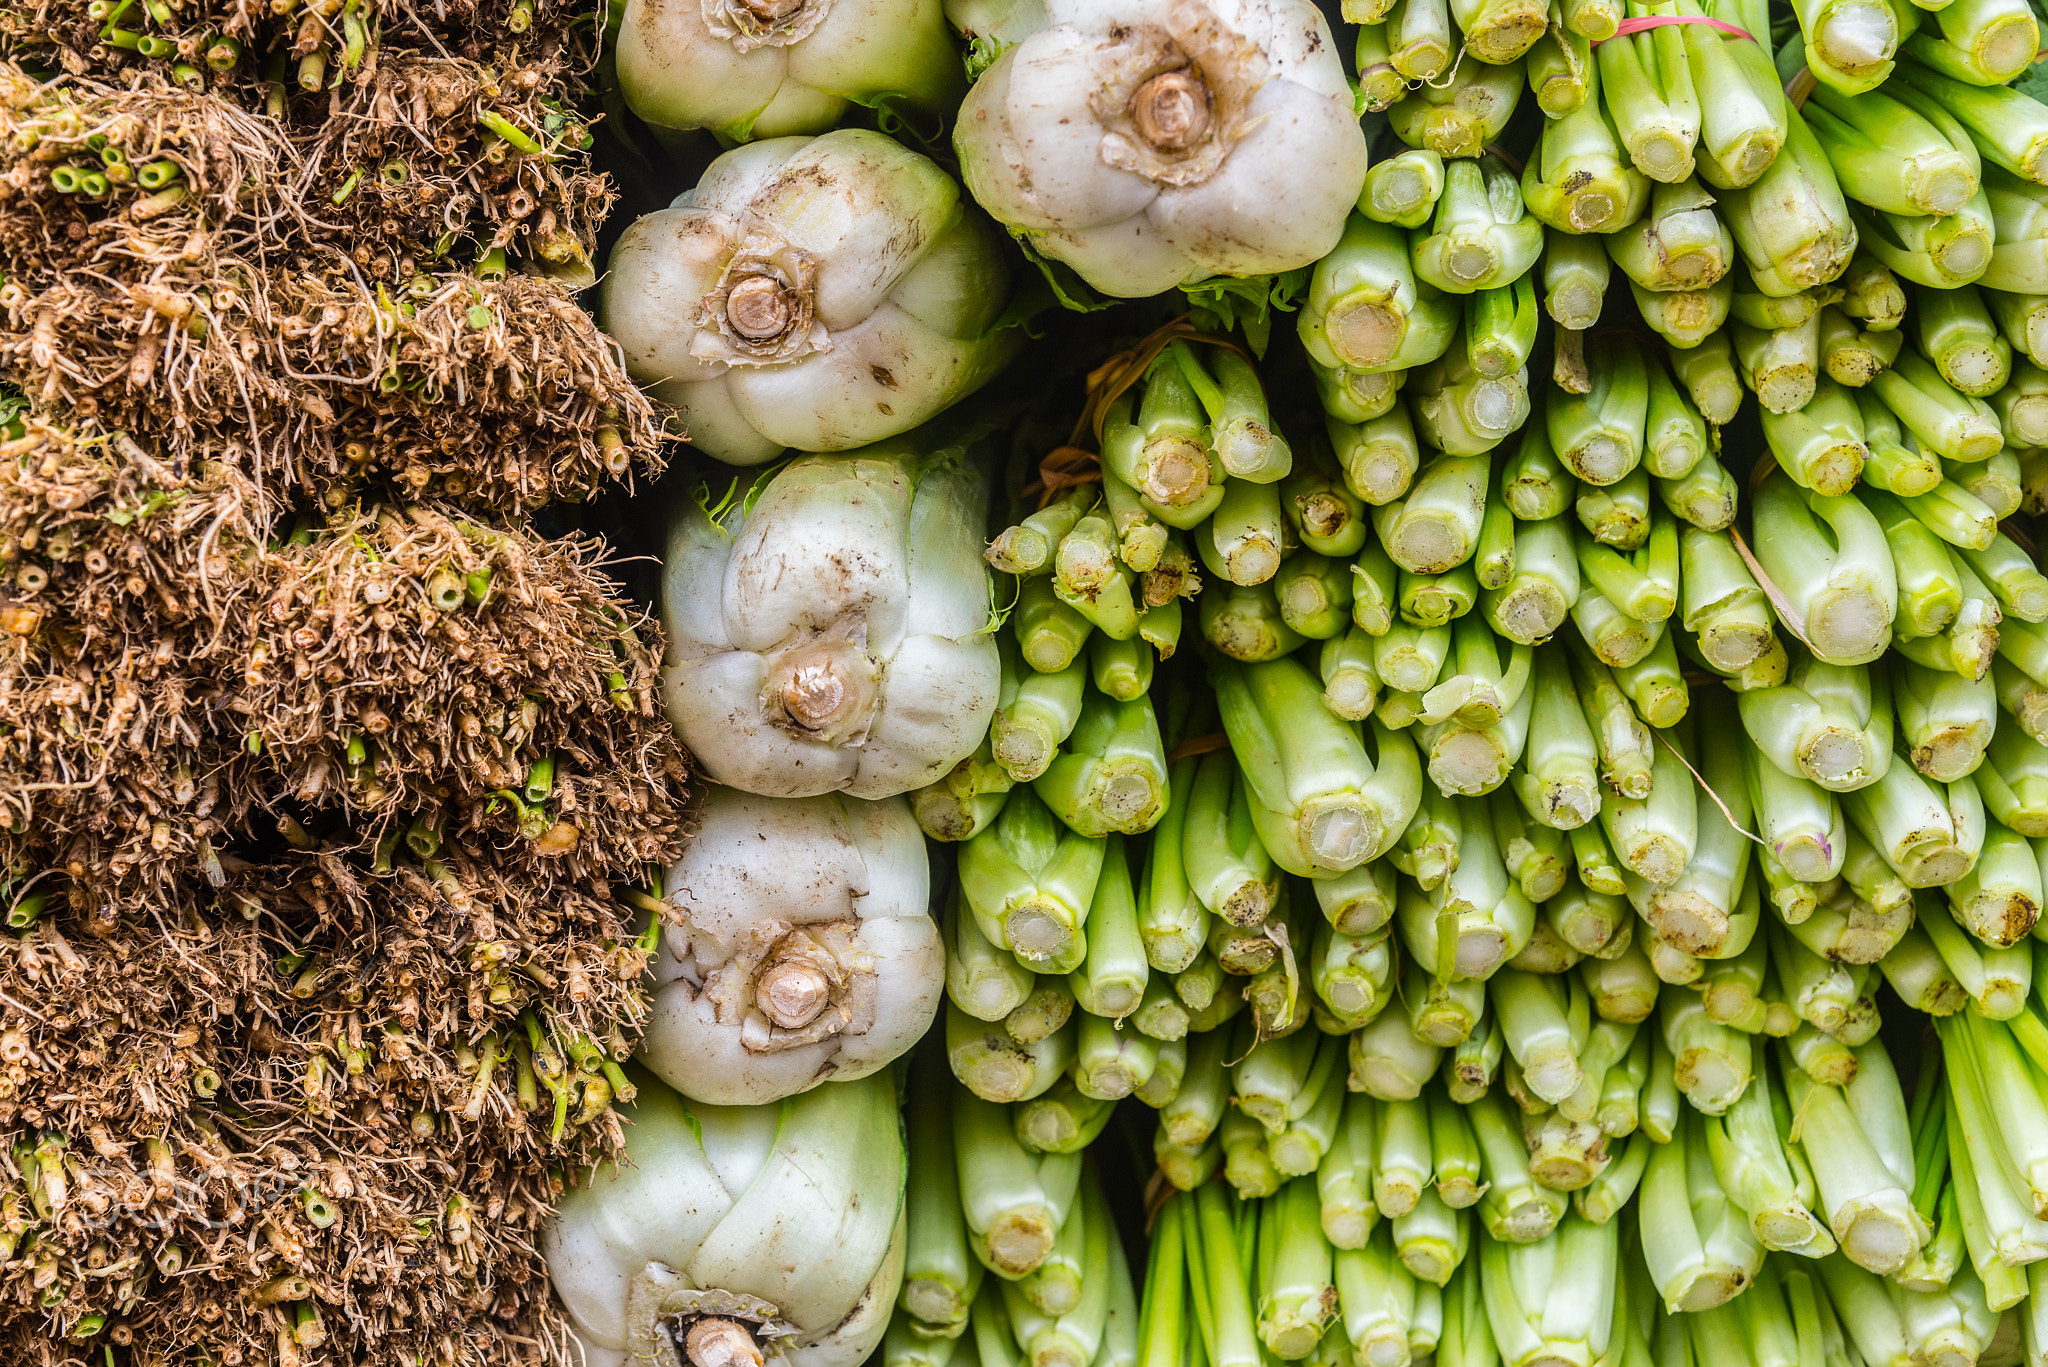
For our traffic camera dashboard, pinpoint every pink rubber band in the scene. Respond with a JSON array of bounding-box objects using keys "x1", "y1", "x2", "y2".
[{"x1": 1591, "y1": 14, "x2": 1755, "y2": 44}]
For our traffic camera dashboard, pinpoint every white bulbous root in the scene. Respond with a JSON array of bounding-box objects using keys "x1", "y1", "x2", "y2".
[
  {"x1": 640, "y1": 789, "x2": 943, "y2": 1106},
  {"x1": 603, "y1": 131, "x2": 1017, "y2": 464},
  {"x1": 952, "y1": 0, "x2": 1367, "y2": 297},
  {"x1": 544, "y1": 1073, "x2": 907, "y2": 1367},
  {"x1": 660, "y1": 438, "x2": 1001, "y2": 800},
  {"x1": 616, "y1": 0, "x2": 963, "y2": 142}
]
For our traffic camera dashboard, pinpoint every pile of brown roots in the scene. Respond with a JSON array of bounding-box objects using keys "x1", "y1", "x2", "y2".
[{"x1": 0, "y1": 3, "x2": 695, "y2": 1358}]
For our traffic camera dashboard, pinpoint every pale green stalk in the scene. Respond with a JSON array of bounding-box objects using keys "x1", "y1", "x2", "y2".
[
  {"x1": 1547, "y1": 335, "x2": 1648, "y2": 485},
  {"x1": 1785, "y1": 1040, "x2": 1926, "y2": 1275},
  {"x1": 1007, "y1": 978, "x2": 1076, "y2": 1044},
  {"x1": 1598, "y1": 702, "x2": 1697, "y2": 888},
  {"x1": 1328, "y1": 407, "x2": 1423, "y2": 508},
  {"x1": 1544, "y1": 228, "x2": 1610, "y2": 330},
  {"x1": 1977, "y1": 723, "x2": 2048, "y2": 836},
  {"x1": 1390, "y1": 62, "x2": 1530, "y2": 162},
  {"x1": 1283, "y1": 441, "x2": 1369, "y2": 559},
  {"x1": 1736, "y1": 655, "x2": 1894, "y2": 792},
  {"x1": 1750, "y1": 477, "x2": 1898, "y2": 666},
  {"x1": 1447, "y1": 1013, "x2": 1507, "y2": 1102},
  {"x1": 1633, "y1": 275, "x2": 1734, "y2": 348},
  {"x1": 1854, "y1": 387, "x2": 1944, "y2": 496},
  {"x1": 1918, "y1": 890, "x2": 2032, "y2": 1018},
  {"x1": 1335, "y1": 1224, "x2": 1428, "y2": 1365},
  {"x1": 1140, "y1": 758, "x2": 1207, "y2": 973},
  {"x1": 1818, "y1": 304, "x2": 1903, "y2": 386},
  {"x1": 1841, "y1": 757, "x2": 1986, "y2": 888},
  {"x1": 1302, "y1": 216, "x2": 1460, "y2": 375},
  {"x1": 1606, "y1": 177, "x2": 1734, "y2": 292},
  {"x1": 1179, "y1": 753, "x2": 1274, "y2": 928},
  {"x1": 1595, "y1": 0, "x2": 1701, "y2": 183},
  {"x1": 1275, "y1": 553, "x2": 1357, "y2": 642},
  {"x1": 1315, "y1": 859, "x2": 1400, "y2": 938},
  {"x1": 1101, "y1": 470, "x2": 1168, "y2": 574},
  {"x1": 1482, "y1": 514, "x2": 1581, "y2": 646},
  {"x1": 1036, "y1": 693, "x2": 1169, "y2": 837},
  {"x1": 1680, "y1": 527, "x2": 1775, "y2": 672},
  {"x1": 1320, "y1": 628, "x2": 1381, "y2": 725},
  {"x1": 988, "y1": 489, "x2": 1093, "y2": 576},
  {"x1": 1577, "y1": 464, "x2": 1651, "y2": 549},
  {"x1": 1852, "y1": 191, "x2": 1997, "y2": 291},
  {"x1": 1642, "y1": 354, "x2": 1710, "y2": 480},
  {"x1": 1949, "y1": 448, "x2": 2023, "y2": 520},
  {"x1": 949, "y1": 886, "x2": 1037, "y2": 1022},
  {"x1": 904, "y1": 1048, "x2": 987, "y2": 1334},
  {"x1": 1100, "y1": 359, "x2": 1223, "y2": 526},
  {"x1": 1320, "y1": 1092, "x2": 1382, "y2": 1250},
  {"x1": 1680, "y1": 0, "x2": 1787, "y2": 189},
  {"x1": 959, "y1": 786, "x2": 1106, "y2": 972},
  {"x1": 1878, "y1": 923, "x2": 1969, "y2": 1016},
  {"x1": 1360, "y1": 149, "x2": 1449, "y2": 229},
  {"x1": 1401, "y1": 562, "x2": 1480, "y2": 627},
  {"x1": 1666, "y1": 330, "x2": 1743, "y2": 420},
  {"x1": 1469, "y1": 1088, "x2": 1570, "y2": 1242},
  {"x1": 1656, "y1": 446, "x2": 1740, "y2": 530},
  {"x1": 1215, "y1": 657, "x2": 1423, "y2": 875},
  {"x1": 1661, "y1": 991, "x2": 1752, "y2": 1114},
  {"x1": 1899, "y1": 0, "x2": 2041, "y2": 85},
  {"x1": 1348, "y1": 1009, "x2": 1445, "y2": 1101},
  {"x1": 1067, "y1": 836, "x2": 1149, "y2": 1019},
  {"x1": 1716, "y1": 110, "x2": 1857, "y2": 296},
  {"x1": 1522, "y1": 58, "x2": 1650, "y2": 234},
  {"x1": 953, "y1": 1087, "x2": 1084, "y2": 1278},
  {"x1": 1893, "y1": 653, "x2": 1996, "y2": 782},
  {"x1": 1199, "y1": 580, "x2": 1302, "y2": 663},
  {"x1": 1016, "y1": 575, "x2": 1095, "y2": 674},
  {"x1": 1804, "y1": 82, "x2": 1981, "y2": 218},
  {"x1": 1571, "y1": 585, "x2": 1664, "y2": 668},
  {"x1": 1637, "y1": 1109, "x2": 1763, "y2": 1309},
  {"x1": 1572, "y1": 820, "x2": 1630, "y2": 897},
  {"x1": 1734, "y1": 312, "x2": 1821, "y2": 414}
]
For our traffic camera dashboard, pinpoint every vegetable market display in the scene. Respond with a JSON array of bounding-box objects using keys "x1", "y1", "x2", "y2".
[{"x1": 20, "y1": 0, "x2": 2048, "y2": 1355}]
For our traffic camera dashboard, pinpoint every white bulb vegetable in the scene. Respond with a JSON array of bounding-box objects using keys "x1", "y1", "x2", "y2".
[
  {"x1": 544, "y1": 1070, "x2": 904, "y2": 1367},
  {"x1": 616, "y1": 0, "x2": 963, "y2": 143},
  {"x1": 641, "y1": 785, "x2": 942, "y2": 1106},
  {"x1": 949, "y1": 0, "x2": 1368, "y2": 298},
  {"x1": 660, "y1": 422, "x2": 1003, "y2": 799},
  {"x1": 604, "y1": 130, "x2": 1021, "y2": 465}
]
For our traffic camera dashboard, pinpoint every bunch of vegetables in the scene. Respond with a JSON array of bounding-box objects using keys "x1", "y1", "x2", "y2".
[
  {"x1": 549, "y1": 0, "x2": 2048, "y2": 1350},
  {"x1": 29, "y1": 0, "x2": 2048, "y2": 1345}
]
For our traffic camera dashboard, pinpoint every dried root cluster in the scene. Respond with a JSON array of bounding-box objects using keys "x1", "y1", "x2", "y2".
[
  {"x1": 5, "y1": 0, "x2": 589, "y2": 99},
  {"x1": 0, "y1": 405, "x2": 690, "y2": 1362},
  {"x1": 0, "y1": 2, "x2": 694, "y2": 1359},
  {"x1": 0, "y1": 894, "x2": 620, "y2": 1367},
  {"x1": 0, "y1": 63, "x2": 655, "y2": 517}
]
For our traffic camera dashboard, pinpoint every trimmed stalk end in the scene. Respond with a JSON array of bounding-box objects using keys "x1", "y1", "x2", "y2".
[
  {"x1": 1428, "y1": 730, "x2": 1512, "y2": 796},
  {"x1": 1326, "y1": 296, "x2": 1408, "y2": 371},
  {"x1": 1142, "y1": 437, "x2": 1213, "y2": 507},
  {"x1": 684, "y1": 1318, "x2": 765, "y2": 1367},
  {"x1": 987, "y1": 1213, "x2": 1057, "y2": 1277},
  {"x1": 1836, "y1": 1208, "x2": 1917, "y2": 1276},
  {"x1": 756, "y1": 960, "x2": 832, "y2": 1029},
  {"x1": 1649, "y1": 892, "x2": 1729, "y2": 956}
]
